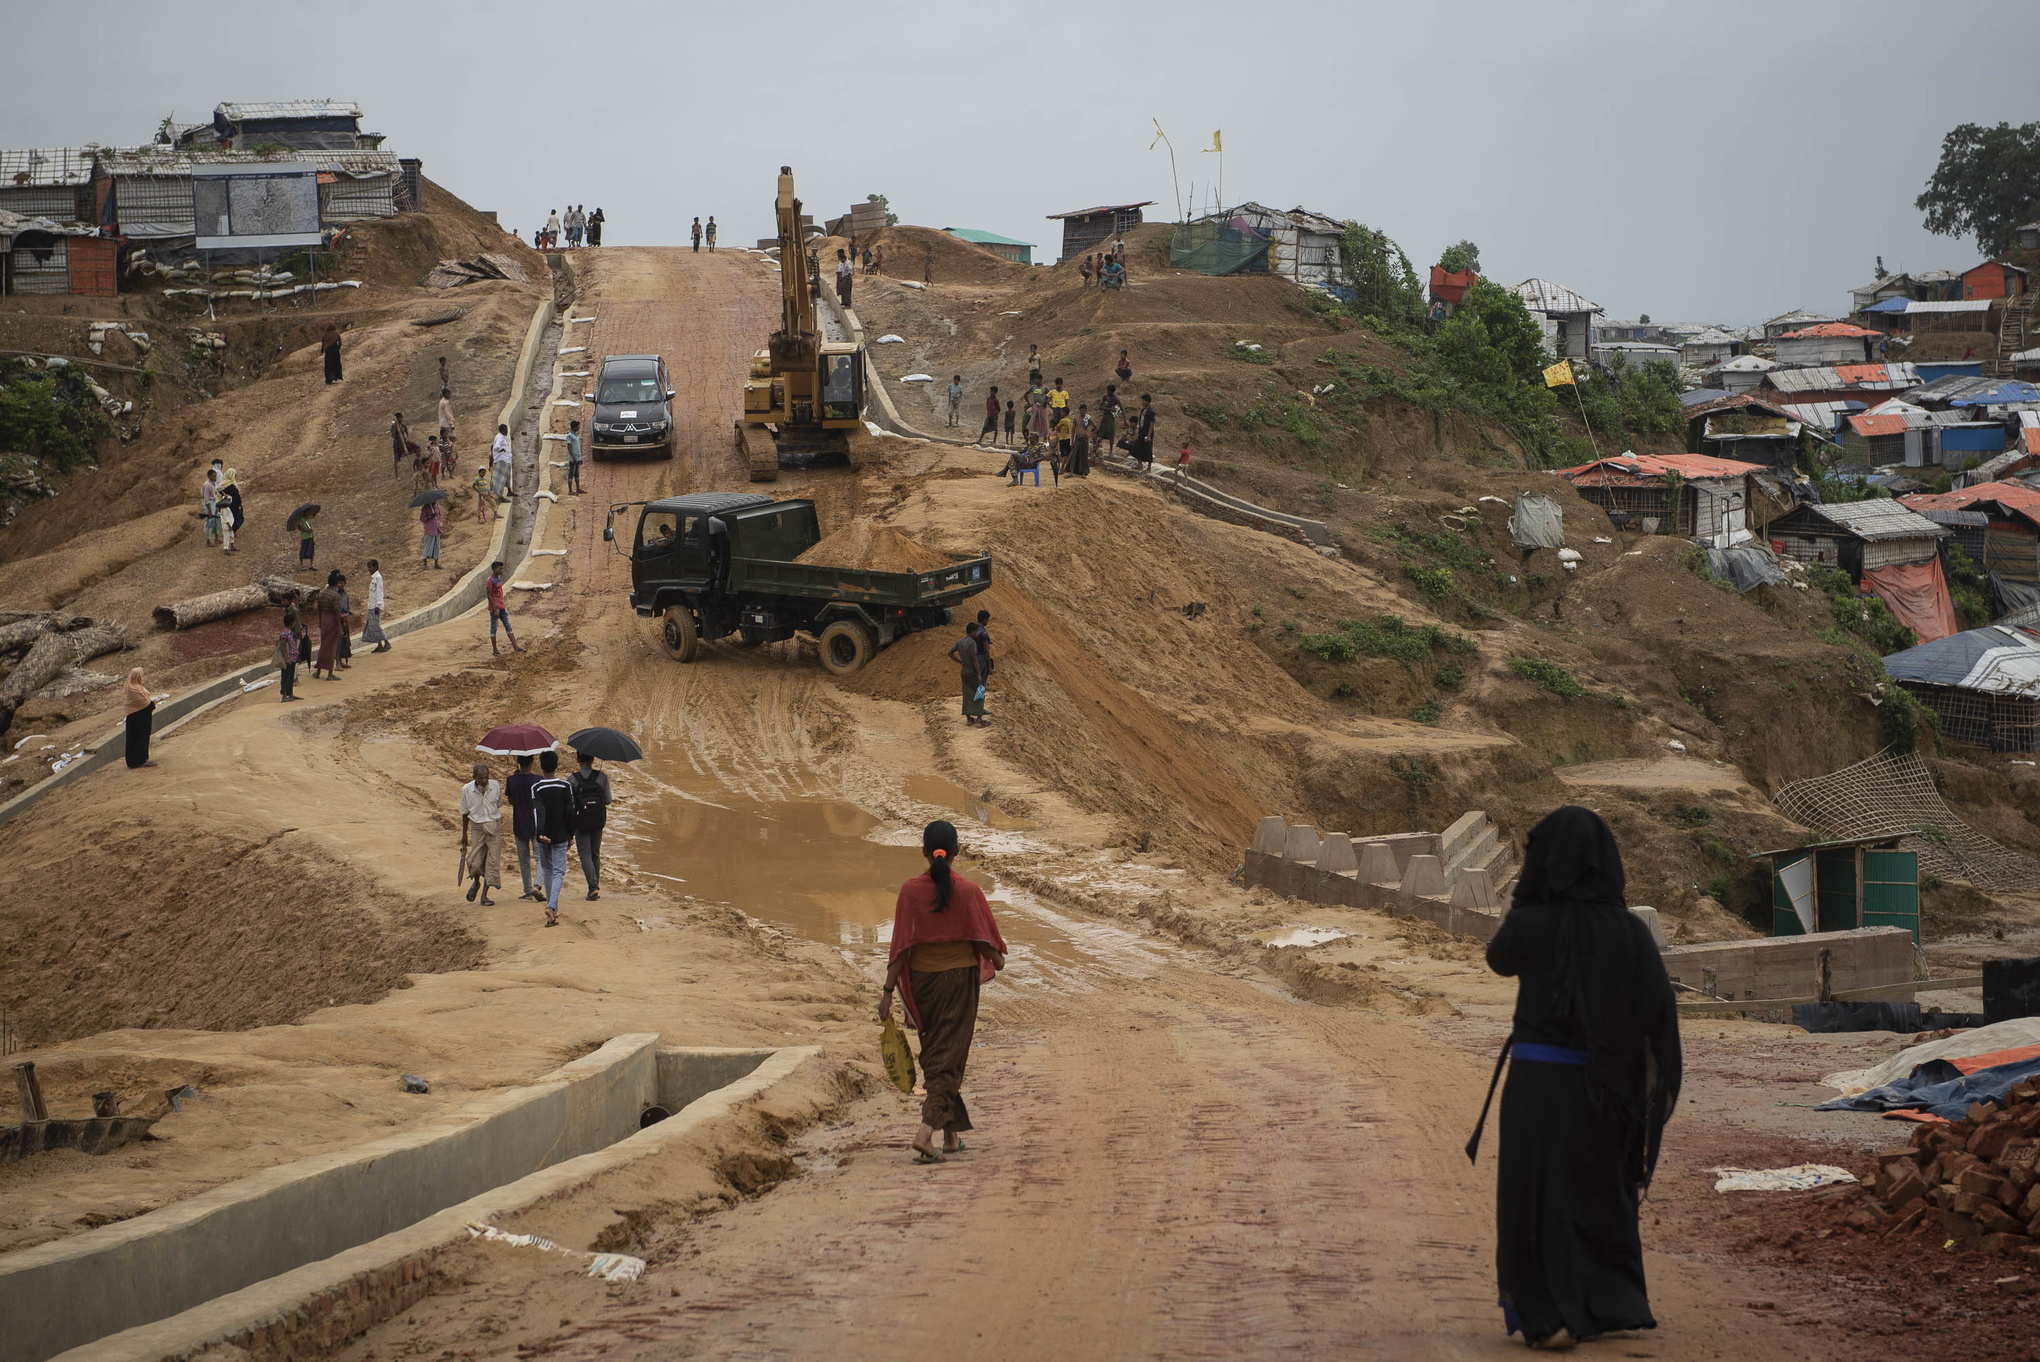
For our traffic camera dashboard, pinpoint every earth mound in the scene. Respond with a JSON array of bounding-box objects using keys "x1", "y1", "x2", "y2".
[{"x1": 794, "y1": 521, "x2": 951, "y2": 573}]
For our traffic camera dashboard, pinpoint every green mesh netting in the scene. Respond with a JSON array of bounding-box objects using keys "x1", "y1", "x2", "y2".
[{"x1": 1170, "y1": 221, "x2": 1270, "y2": 276}]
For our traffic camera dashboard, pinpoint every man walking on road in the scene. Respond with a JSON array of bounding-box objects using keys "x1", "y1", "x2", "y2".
[
  {"x1": 566, "y1": 419, "x2": 584, "y2": 495},
  {"x1": 460, "y1": 762, "x2": 503, "y2": 906},
  {"x1": 531, "y1": 750, "x2": 576, "y2": 926},
  {"x1": 947, "y1": 375, "x2": 964, "y2": 428},
  {"x1": 691, "y1": 217, "x2": 702, "y2": 252},
  {"x1": 490, "y1": 424, "x2": 513, "y2": 500},
  {"x1": 571, "y1": 751, "x2": 611, "y2": 901},
  {"x1": 487, "y1": 562, "x2": 522, "y2": 655},
  {"x1": 705, "y1": 216, "x2": 718, "y2": 251},
  {"x1": 506, "y1": 753, "x2": 542, "y2": 902},
  {"x1": 835, "y1": 249, "x2": 854, "y2": 309}
]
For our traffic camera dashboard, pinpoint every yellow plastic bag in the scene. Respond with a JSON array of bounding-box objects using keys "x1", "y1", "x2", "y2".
[{"x1": 880, "y1": 1016, "x2": 917, "y2": 1095}]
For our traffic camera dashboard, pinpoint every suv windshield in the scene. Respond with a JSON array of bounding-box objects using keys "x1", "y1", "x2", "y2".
[{"x1": 598, "y1": 372, "x2": 662, "y2": 404}]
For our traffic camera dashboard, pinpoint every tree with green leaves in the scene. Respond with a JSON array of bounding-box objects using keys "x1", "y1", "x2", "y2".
[
  {"x1": 1338, "y1": 222, "x2": 1424, "y2": 328},
  {"x1": 1439, "y1": 280, "x2": 1547, "y2": 385},
  {"x1": 1916, "y1": 121, "x2": 2040, "y2": 255},
  {"x1": 1437, "y1": 239, "x2": 1480, "y2": 275}
]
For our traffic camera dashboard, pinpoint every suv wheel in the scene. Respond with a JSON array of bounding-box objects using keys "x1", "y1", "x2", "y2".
[{"x1": 817, "y1": 620, "x2": 874, "y2": 675}]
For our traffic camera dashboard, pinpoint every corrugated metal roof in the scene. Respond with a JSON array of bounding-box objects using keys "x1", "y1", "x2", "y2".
[
  {"x1": 93, "y1": 145, "x2": 398, "y2": 176},
  {"x1": 1906, "y1": 299, "x2": 1995, "y2": 314},
  {"x1": 1766, "y1": 309, "x2": 1837, "y2": 327},
  {"x1": 943, "y1": 227, "x2": 1036, "y2": 247},
  {"x1": 1861, "y1": 296, "x2": 1912, "y2": 313},
  {"x1": 1912, "y1": 269, "x2": 1960, "y2": 284},
  {"x1": 216, "y1": 100, "x2": 361, "y2": 121},
  {"x1": 1283, "y1": 206, "x2": 1349, "y2": 235},
  {"x1": 1799, "y1": 499, "x2": 1949, "y2": 542},
  {"x1": 1916, "y1": 507, "x2": 1991, "y2": 527},
  {"x1": 1680, "y1": 387, "x2": 1731, "y2": 408},
  {"x1": 1904, "y1": 482, "x2": 2040, "y2": 522},
  {"x1": 2011, "y1": 346, "x2": 2040, "y2": 364},
  {"x1": 1778, "y1": 401, "x2": 1850, "y2": 432},
  {"x1": 1045, "y1": 202, "x2": 1154, "y2": 219},
  {"x1": 0, "y1": 148, "x2": 97, "y2": 187},
  {"x1": 1511, "y1": 278, "x2": 1602, "y2": 315},
  {"x1": 0, "y1": 207, "x2": 99, "y2": 237},
  {"x1": 1678, "y1": 327, "x2": 1742, "y2": 346},
  {"x1": 1849, "y1": 412, "x2": 1909, "y2": 437},
  {"x1": 1558, "y1": 450, "x2": 1766, "y2": 484},
  {"x1": 1716, "y1": 355, "x2": 1778, "y2": 371},
  {"x1": 1767, "y1": 363, "x2": 1915, "y2": 393},
  {"x1": 1883, "y1": 624, "x2": 2040, "y2": 696},
  {"x1": 1778, "y1": 322, "x2": 1881, "y2": 338}
]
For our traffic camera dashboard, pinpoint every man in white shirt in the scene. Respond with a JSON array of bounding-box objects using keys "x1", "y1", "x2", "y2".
[
  {"x1": 835, "y1": 249, "x2": 854, "y2": 308},
  {"x1": 364, "y1": 559, "x2": 389, "y2": 652},
  {"x1": 946, "y1": 375, "x2": 964, "y2": 427},
  {"x1": 490, "y1": 424, "x2": 513, "y2": 500},
  {"x1": 459, "y1": 763, "x2": 503, "y2": 905}
]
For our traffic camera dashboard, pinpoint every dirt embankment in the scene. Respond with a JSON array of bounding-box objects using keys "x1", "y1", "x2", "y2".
[{"x1": 0, "y1": 181, "x2": 544, "y2": 790}]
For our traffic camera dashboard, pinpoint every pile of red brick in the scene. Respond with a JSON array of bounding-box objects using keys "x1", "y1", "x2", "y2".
[{"x1": 1856, "y1": 1081, "x2": 2040, "y2": 1256}]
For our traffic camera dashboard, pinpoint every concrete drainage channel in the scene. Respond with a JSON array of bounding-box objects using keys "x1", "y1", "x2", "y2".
[{"x1": 1, "y1": 1039, "x2": 819, "y2": 1362}]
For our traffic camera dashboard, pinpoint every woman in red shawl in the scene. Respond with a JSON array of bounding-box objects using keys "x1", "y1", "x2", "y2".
[{"x1": 880, "y1": 819, "x2": 1007, "y2": 1163}]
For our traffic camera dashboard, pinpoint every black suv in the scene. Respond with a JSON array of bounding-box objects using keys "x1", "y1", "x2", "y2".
[{"x1": 586, "y1": 354, "x2": 675, "y2": 459}]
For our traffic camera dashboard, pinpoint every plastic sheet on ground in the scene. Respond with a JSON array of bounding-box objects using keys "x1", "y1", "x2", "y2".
[
  {"x1": 1712, "y1": 1164, "x2": 1859, "y2": 1192},
  {"x1": 1817, "y1": 1052, "x2": 2040, "y2": 1120},
  {"x1": 1822, "y1": 1017, "x2": 2040, "y2": 1094},
  {"x1": 1702, "y1": 545, "x2": 1788, "y2": 593},
  {"x1": 466, "y1": 1223, "x2": 645, "y2": 1282},
  {"x1": 1863, "y1": 557, "x2": 1959, "y2": 643},
  {"x1": 1507, "y1": 493, "x2": 1565, "y2": 549}
]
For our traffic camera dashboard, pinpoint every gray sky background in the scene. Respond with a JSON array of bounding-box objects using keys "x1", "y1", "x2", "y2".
[{"x1": 5, "y1": 0, "x2": 2032, "y2": 325}]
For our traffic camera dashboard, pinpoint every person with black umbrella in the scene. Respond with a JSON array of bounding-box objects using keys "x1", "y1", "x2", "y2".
[{"x1": 570, "y1": 752, "x2": 611, "y2": 901}]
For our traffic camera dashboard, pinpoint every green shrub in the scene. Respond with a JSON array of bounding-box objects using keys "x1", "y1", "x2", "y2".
[
  {"x1": 1672, "y1": 804, "x2": 1712, "y2": 828},
  {"x1": 1297, "y1": 613, "x2": 1477, "y2": 666},
  {"x1": 1808, "y1": 566, "x2": 1915, "y2": 655},
  {"x1": 1434, "y1": 662, "x2": 1465, "y2": 689},
  {"x1": 0, "y1": 360, "x2": 109, "y2": 473},
  {"x1": 1404, "y1": 564, "x2": 1456, "y2": 601},
  {"x1": 1410, "y1": 700, "x2": 1442, "y2": 725},
  {"x1": 1508, "y1": 657, "x2": 1587, "y2": 698},
  {"x1": 1879, "y1": 681, "x2": 1937, "y2": 754}
]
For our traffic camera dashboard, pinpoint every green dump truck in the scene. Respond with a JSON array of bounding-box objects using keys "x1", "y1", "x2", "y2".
[{"x1": 605, "y1": 493, "x2": 992, "y2": 673}]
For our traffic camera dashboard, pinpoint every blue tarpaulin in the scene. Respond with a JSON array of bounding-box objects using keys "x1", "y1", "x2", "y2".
[{"x1": 1817, "y1": 1053, "x2": 2040, "y2": 1120}]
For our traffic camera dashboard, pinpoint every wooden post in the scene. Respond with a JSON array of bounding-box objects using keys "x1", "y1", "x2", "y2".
[
  {"x1": 15, "y1": 1061, "x2": 47, "y2": 1122},
  {"x1": 1816, "y1": 948, "x2": 1834, "y2": 1004},
  {"x1": 92, "y1": 1091, "x2": 118, "y2": 1118}
]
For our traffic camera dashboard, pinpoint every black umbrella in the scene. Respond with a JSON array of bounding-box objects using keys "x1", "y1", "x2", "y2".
[
  {"x1": 408, "y1": 489, "x2": 450, "y2": 508},
  {"x1": 286, "y1": 501, "x2": 321, "y2": 529},
  {"x1": 567, "y1": 727, "x2": 643, "y2": 762}
]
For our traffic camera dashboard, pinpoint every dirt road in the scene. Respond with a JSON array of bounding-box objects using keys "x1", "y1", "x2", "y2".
[{"x1": 2, "y1": 247, "x2": 1874, "y2": 1359}]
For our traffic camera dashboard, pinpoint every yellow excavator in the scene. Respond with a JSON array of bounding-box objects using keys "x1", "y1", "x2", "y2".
[{"x1": 737, "y1": 166, "x2": 865, "y2": 482}]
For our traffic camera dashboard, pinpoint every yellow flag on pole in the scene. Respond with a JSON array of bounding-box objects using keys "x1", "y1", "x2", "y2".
[
  {"x1": 1543, "y1": 359, "x2": 1575, "y2": 388},
  {"x1": 1204, "y1": 130, "x2": 1222, "y2": 153}
]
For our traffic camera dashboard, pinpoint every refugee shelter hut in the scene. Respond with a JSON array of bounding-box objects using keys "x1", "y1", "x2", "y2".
[
  {"x1": 1509, "y1": 278, "x2": 1601, "y2": 360},
  {"x1": 1559, "y1": 451, "x2": 1761, "y2": 541},
  {"x1": 1678, "y1": 327, "x2": 1742, "y2": 368},
  {"x1": 1754, "y1": 836, "x2": 1919, "y2": 941},
  {"x1": 202, "y1": 101, "x2": 382, "y2": 153},
  {"x1": 1905, "y1": 298, "x2": 1997, "y2": 333},
  {"x1": 1684, "y1": 392, "x2": 1832, "y2": 472},
  {"x1": 2018, "y1": 223, "x2": 2040, "y2": 252},
  {"x1": 1765, "y1": 499, "x2": 1956, "y2": 641},
  {"x1": 0, "y1": 149, "x2": 96, "y2": 222},
  {"x1": 1964, "y1": 260, "x2": 2029, "y2": 301},
  {"x1": 1912, "y1": 270, "x2": 1963, "y2": 302},
  {"x1": 1712, "y1": 354, "x2": 1778, "y2": 393},
  {"x1": 940, "y1": 228, "x2": 1033, "y2": 264},
  {"x1": 1883, "y1": 624, "x2": 2040, "y2": 752},
  {"x1": 1852, "y1": 274, "x2": 1914, "y2": 313},
  {"x1": 1046, "y1": 202, "x2": 1152, "y2": 263},
  {"x1": 1176, "y1": 203, "x2": 1351, "y2": 292},
  {"x1": 0, "y1": 208, "x2": 112, "y2": 297},
  {"x1": 1763, "y1": 309, "x2": 1837, "y2": 339},
  {"x1": 1775, "y1": 322, "x2": 1881, "y2": 366},
  {"x1": 96, "y1": 146, "x2": 407, "y2": 253},
  {"x1": 1904, "y1": 482, "x2": 2040, "y2": 586},
  {"x1": 1595, "y1": 341, "x2": 1681, "y2": 373}
]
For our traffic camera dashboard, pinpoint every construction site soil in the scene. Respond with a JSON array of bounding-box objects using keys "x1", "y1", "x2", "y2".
[{"x1": 2, "y1": 212, "x2": 2037, "y2": 1356}]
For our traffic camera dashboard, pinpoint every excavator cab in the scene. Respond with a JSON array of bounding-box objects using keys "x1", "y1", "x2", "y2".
[{"x1": 819, "y1": 344, "x2": 863, "y2": 422}]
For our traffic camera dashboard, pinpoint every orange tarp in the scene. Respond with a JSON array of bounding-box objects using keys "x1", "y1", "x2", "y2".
[{"x1": 1862, "y1": 556, "x2": 1959, "y2": 644}]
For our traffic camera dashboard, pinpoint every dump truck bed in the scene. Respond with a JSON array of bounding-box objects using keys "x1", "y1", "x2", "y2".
[{"x1": 729, "y1": 551, "x2": 992, "y2": 607}]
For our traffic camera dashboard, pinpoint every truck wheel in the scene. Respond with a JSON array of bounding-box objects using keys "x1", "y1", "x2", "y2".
[
  {"x1": 660, "y1": 606, "x2": 699, "y2": 662},
  {"x1": 817, "y1": 620, "x2": 874, "y2": 675}
]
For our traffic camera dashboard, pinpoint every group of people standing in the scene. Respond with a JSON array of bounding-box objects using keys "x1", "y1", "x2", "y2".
[
  {"x1": 198, "y1": 459, "x2": 246, "y2": 553},
  {"x1": 271, "y1": 562, "x2": 389, "y2": 702},
  {"x1": 458, "y1": 747, "x2": 611, "y2": 926},
  {"x1": 689, "y1": 216, "x2": 718, "y2": 252},
  {"x1": 538, "y1": 206, "x2": 603, "y2": 250},
  {"x1": 971, "y1": 347, "x2": 1155, "y2": 481}
]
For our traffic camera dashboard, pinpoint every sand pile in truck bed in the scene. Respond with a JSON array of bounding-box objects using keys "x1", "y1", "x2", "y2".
[{"x1": 793, "y1": 522, "x2": 952, "y2": 573}]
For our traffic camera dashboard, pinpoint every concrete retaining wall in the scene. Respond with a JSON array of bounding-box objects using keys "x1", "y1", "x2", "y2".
[
  {"x1": 0, "y1": 296, "x2": 558, "y2": 834},
  {"x1": 5, "y1": 1039, "x2": 783, "y2": 1362},
  {"x1": 1661, "y1": 927, "x2": 1916, "y2": 1001},
  {"x1": 1244, "y1": 817, "x2": 1506, "y2": 942}
]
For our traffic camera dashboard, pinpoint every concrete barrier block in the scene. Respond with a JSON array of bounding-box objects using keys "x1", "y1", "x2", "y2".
[
  {"x1": 1252, "y1": 816, "x2": 1288, "y2": 856},
  {"x1": 1449, "y1": 868, "x2": 1495, "y2": 912},
  {"x1": 1242, "y1": 849, "x2": 1279, "y2": 891},
  {"x1": 1660, "y1": 926, "x2": 1913, "y2": 1000},
  {"x1": 1448, "y1": 905, "x2": 1504, "y2": 942},
  {"x1": 1439, "y1": 810, "x2": 1486, "y2": 863},
  {"x1": 1355, "y1": 841, "x2": 1400, "y2": 886},
  {"x1": 1282, "y1": 824, "x2": 1321, "y2": 864},
  {"x1": 1317, "y1": 832, "x2": 1357, "y2": 876},
  {"x1": 1400, "y1": 854, "x2": 1447, "y2": 901},
  {"x1": 1629, "y1": 906, "x2": 1668, "y2": 949}
]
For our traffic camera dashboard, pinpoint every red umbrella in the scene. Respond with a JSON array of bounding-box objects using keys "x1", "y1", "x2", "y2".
[{"x1": 476, "y1": 723, "x2": 557, "y2": 757}]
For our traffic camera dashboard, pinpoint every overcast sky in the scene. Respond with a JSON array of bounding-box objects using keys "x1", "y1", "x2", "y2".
[{"x1": 5, "y1": 0, "x2": 2031, "y2": 324}]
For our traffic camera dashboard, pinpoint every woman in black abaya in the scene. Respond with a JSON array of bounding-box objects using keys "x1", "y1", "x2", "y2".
[{"x1": 1480, "y1": 805, "x2": 1681, "y2": 1351}]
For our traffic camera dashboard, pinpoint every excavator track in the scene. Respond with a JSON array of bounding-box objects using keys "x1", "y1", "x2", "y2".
[{"x1": 737, "y1": 420, "x2": 779, "y2": 483}]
